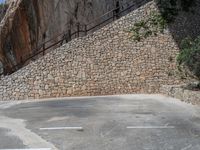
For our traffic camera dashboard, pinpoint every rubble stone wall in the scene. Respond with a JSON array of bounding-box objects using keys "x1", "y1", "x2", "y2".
[{"x1": 0, "y1": 1, "x2": 193, "y2": 100}]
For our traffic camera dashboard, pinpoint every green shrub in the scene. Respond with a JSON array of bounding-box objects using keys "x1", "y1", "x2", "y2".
[
  {"x1": 129, "y1": 20, "x2": 149, "y2": 41},
  {"x1": 0, "y1": 3, "x2": 7, "y2": 21},
  {"x1": 129, "y1": 11, "x2": 167, "y2": 41},
  {"x1": 177, "y1": 37, "x2": 200, "y2": 81},
  {"x1": 0, "y1": 4, "x2": 4, "y2": 9},
  {"x1": 149, "y1": 11, "x2": 167, "y2": 33},
  {"x1": 154, "y1": 0, "x2": 179, "y2": 23},
  {"x1": 154, "y1": 0, "x2": 196, "y2": 23}
]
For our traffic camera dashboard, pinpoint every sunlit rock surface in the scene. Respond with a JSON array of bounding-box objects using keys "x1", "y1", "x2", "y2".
[{"x1": 0, "y1": 0, "x2": 134, "y2": 74}]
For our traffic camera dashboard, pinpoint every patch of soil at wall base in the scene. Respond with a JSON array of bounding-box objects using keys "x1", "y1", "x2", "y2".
[
  {"x1": 183, "y1": 83, "x2": 200, "y2": 91},
  {"x1": 161, "y1": 84, "x2": 200, "y2": 106}
]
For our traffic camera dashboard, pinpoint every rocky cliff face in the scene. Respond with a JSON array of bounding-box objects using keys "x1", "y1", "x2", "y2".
[{"x1": 0, "y1": 0, "x2": 135, "y2": 74}]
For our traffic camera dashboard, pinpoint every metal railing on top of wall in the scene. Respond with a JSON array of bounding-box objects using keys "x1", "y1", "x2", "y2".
[{"x1": 2, "y1": 0, "x2": 149, "y2": 76}]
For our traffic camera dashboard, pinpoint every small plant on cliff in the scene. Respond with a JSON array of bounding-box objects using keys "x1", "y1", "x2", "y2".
[
  {"x1": 129, "y1": 11, "x2": 167, "y2": 41},
  {"x1": 0, "y1": 3, "x2": 8, "y2": 21},
  {"x1": 177, "y1": 36, "x2": 200, "y2": 88},
  {"x1": 0, "y1": 4, "x2": 4, "y2": 9}
]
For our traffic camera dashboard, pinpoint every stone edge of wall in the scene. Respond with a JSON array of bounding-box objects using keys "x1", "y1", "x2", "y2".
[{"x1": 160, "y1": 84, "x2": 200, "y2": 105}]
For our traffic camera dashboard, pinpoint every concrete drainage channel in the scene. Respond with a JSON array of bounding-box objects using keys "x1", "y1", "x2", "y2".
[{"x1": 0, "y1": 95, "x2": 200, "y2": 150}]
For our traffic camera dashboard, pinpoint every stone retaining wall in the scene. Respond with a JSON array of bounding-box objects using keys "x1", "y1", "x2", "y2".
[{"x1": 0, "y1": 1, "x2": 198, "y2": 100}]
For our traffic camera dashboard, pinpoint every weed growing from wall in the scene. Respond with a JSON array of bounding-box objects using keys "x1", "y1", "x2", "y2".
[{"x1": 129, "y1": 11, "x2": 167, "y2": 41}]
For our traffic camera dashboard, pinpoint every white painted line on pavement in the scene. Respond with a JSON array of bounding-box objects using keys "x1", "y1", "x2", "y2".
[
  {"x1": 1, "y1": 149, "x2": 51, "y2": 150},
  {"x1": 126, "y1": 126, "x2": 175, "y2": 129},
  {"x1": 40, "y1": 127, "x2": 83, "y2": 130}
]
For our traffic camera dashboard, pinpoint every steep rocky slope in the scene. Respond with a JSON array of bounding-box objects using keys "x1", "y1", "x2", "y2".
[{"x1": 0, "y1": 0, "x2": 135, "y2": 74}]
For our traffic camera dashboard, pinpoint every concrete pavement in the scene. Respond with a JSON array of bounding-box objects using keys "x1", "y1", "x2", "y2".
[{"x1": 0, "y1": 94, "x2": 200, "y2": 150}]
